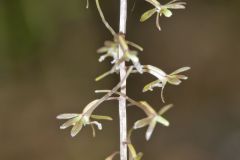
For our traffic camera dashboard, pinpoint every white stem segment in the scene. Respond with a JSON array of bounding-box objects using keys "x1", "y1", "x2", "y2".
[{"x1": 119, "y1": 0, "x2": 128, "y2": 160}]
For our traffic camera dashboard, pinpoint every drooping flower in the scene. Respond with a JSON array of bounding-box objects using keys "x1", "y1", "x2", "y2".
[
  {"x1": 140, "y1": 0, "x2": 186, "y2": 30},
  {"x1": 142, "y1": 65, "x2": 190, "y2": 102},
  {"x1": 133, "y1": 102, "x2": 173, "y2": 140}
]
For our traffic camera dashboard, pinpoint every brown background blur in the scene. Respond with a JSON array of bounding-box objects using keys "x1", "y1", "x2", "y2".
[{"x1": 0, "y1": 0, "x2": 240, "y2": 160}]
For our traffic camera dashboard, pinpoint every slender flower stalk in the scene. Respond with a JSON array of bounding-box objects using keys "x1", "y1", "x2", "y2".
[{"x1": 119, "y1": 0, "x2": 128, "y2": 159}]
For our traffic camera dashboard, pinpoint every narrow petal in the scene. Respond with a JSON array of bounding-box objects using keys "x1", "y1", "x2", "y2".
[
  {"x1": 140, "y1": 8, "x2": 157, "y2": 22},
  {"x1": 134, "y1": 117, "x2": 152, "y2": 129},
  {"x1": 155, "y1": 115, "x2": 169, "y2": 126},
  {"x1": 56, "y1": 113, "x2": 79, "y2": 119},
  {"x1": 175, "y1": 74, "x2": 188, "y2": 80},
  {"x1": 139, "y1": 101, "x2": 156, "y2": 116},
  {"x1": 127, "y1": 51, "x2": 143, "y2": 73},
  {"x1": 170, "y1": 67, "x2": 191, "y2": 75},
  {"x1": 165, "y1": 0, "x2": 179, "y2": 5},
  {"x1": 126, "y1": 41, "x2": 143, "y2": 51},
  {"x1": 136, "y1": 153, "x2": 143, "y2": 160},
  {"x1": 167, "y1": 76, "x2": 182, "y2": 85},
  {"x1": 165, "y1": 3, "x2": 186, "y2": 9},
  {"x1": 146, "y1": 121, "x2": 157, "y2": 141},
  {"x1": 60, "y1": 117, "x2": 79, "y2": 129},
  {"x1": 99, "y1": 54, "x2": 109, "y2": 62},
  {"x1": 128, "y1": 144, "x2": 138, "y2": 159},
  {"x1": 162, "y1": 9, "x2": 173, "y2": 17},
  {"x1": 146, "y1": 0, "x2": 161, "y2": 6},
  {"x1": 158, "y1": 104, "x2": 173, "y2": 115},
  {"x1": 97, "y1": 47, "x2": 109, "y2": 53},
  {"x1": 143, "y1": 65, "x2": 166, "y2": 79},
  {"x1": 104, "y1": 40, "x2": 114, "y2": 46},
  {"x1": 82, "y1": 99, "x2": 99, "y2": 115},
  {"x1": 91, "y1": 115, "x2": 113, "y2": 121},
  {"x1": 105, "y1": 152, "x2": 119, "y2": 160},
  {"x1": 142, "y1": 79, "x2": 161, "y2": 92},
  {"x1": 71, "y1": 121, "x2": 83, "y2": 137}
]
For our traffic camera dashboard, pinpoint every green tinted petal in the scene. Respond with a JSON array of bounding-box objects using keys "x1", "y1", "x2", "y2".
[
  {"x1": 82, "y1": 99, "x2": 99, "y2": 115},
  {"x1": 126, "y1": 41, "x2": 143, "y2": 51},
  {"x1": 97, "y1": 46, "x2": 109, "y2": 53},
  {"x1": 139, "y1": 101, "x2": 156, "y2": 115},
  {"x1": 91, "y1": 115, "x2": 113, "y2": 121},
  {"x1": 60, "y1": 117, "x2": 79, "y2": 129},
  {"x1": 57, "y1": 113, "x2": 79, "y2": 119},
  {"x1": 70, "y1": 121, "x2": 83, "y2": 137},
  {"x1": 175, "y1": 74, "x2": 188, "y2": 80},
  {"x1": 136, "y1": 152, "x2": 143, "y2": 160},
  {"x1": 165, "y1": 2, "x2": 186, "y2": 9},
  {"x1": 140, "y1": 8, "x2": 157, "y2": 22},
  {"x1": 158, "y1": 104, "x2": 173, "y2": 115},
  {"x1": 145, "y1": 120, "x2": 157, "y2": 141},
  {"x1": 170, "y1": 67, "x2": 191, "y2": 75},
  {"x1": 104, "y1": 40, "x2": 115, "y2": 46},
  {"x1": 142, "y1": 79, "x2": 162, "y2": 92},
  {"x1": 128, "y1": 143, "x2": 137, "y2": 159},
  {"x1": 134, "y1": 117, "x2": 152, "y2": 129},
  {"x1": 155, "y1": 115, "x2": 169, "y2": 126},
  {"x1": 146, "y1": 0, "x2": 161, "y2": 6},
  {"x1": 167, "y1": 76, "x2": 182, "y2": 85},
  {"x1": 163, "y1": 9, "x2": 173, "y2": 17},
  {"x1": 143, "y1": 65, "x2": 167, "y2": 78},
  {"x1": 105, "y1": 152, "x2": 119, "y2": 160}
]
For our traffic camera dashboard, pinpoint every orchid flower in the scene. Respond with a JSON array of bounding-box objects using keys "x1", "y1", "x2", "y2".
[
  {"x1": 95, "y1": 0, "x2": 143, "y2": 81},
  {"x1": 134, "y1": 102, "x2": 173, "y2": 140},
  {"x1": 57, "y1": 100, "x2": 112, "y2": 137},
  {"x1": 141, "y1": 65, "x2": 190, "y2": 102},
  {"x1": 140, "y1": 0, "x2": 186, "y2": 30}
]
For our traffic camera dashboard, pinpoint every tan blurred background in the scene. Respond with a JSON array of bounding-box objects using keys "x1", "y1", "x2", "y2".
[{"x1": 0, "y1": 0, "x2": 240, "y2": 159}]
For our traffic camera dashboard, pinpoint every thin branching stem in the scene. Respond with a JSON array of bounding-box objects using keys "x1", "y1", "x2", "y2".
[
  {"x1": 95, "y1": 90, "x2": 154, "y2": 116},
  {"x1": 84, "y1": 66, "x2": 133, "y2": 116}
]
